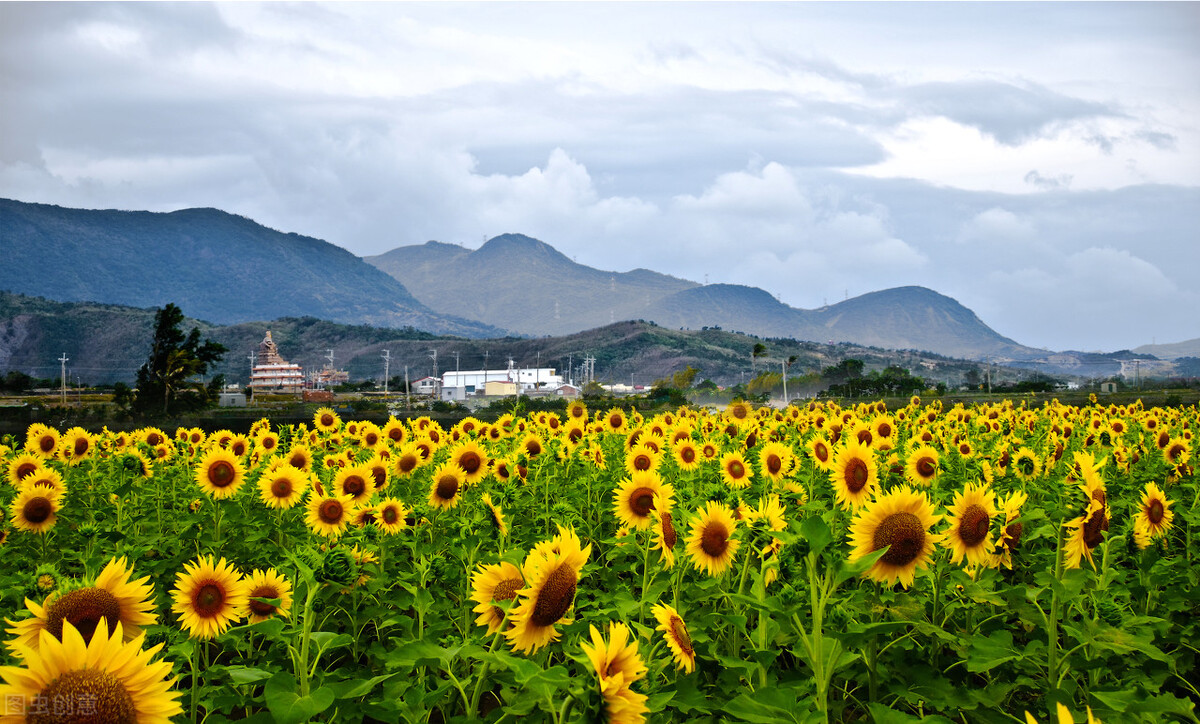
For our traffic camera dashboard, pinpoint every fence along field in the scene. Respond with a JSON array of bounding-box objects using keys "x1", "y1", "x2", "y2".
[{"x1": 1, "y1": 397, "x2": 1197, "y2": 723}]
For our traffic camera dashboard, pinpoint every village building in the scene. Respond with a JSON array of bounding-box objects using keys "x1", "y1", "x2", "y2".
[
  {"x1": 249, "y1": 331, "x2": 305, "y2": 392},
  {"x1": 440, "y1": 359, "x2": 564, "y2": 400}
]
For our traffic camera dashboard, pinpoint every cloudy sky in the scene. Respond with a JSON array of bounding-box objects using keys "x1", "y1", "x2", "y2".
[{"x1": 2, "y1": 2, "x2": 1198, "y2": 352}]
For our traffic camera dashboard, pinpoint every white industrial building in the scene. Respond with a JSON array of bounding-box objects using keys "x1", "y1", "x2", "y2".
[{"x1": 440, "y1": 359, "x2": 564, "y2": 401}]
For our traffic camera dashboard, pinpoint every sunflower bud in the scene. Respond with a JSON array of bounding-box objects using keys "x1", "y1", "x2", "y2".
[{"x1": 318, "y1": 548, "x2": 358, "y2": 586}]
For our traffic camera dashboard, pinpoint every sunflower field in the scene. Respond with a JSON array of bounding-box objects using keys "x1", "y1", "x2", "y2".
[{"x1": 1, "y1": 397, "x2": 1198, "y2": 724}]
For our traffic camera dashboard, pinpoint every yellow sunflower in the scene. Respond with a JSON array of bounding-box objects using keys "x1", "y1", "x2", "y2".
[
  {"x1": 284, "y1": 443, "x2": 314, "y2": 472},
  {"x1": 6, "y1": 452, "x2": 43, "y2": 487},
  {"x1": 170, "y1": 555, "x2": 249, "y2": 640},
  {"x1": 720, "y1": 450, "x2": 754, "y2": 489},
  {"x1": 612, "y1": 471, "x2": 674, "y2": 531},
  {"x1": 1134, "y1": 481, "x2": 1173, "y2": 544},
  {"x1": 382, "y1": 418, "x2": 408, "y2": 446},
  {"x1": 18, "y1": 467, "x2": 66, "y2": 498},
  {"x1": 520, "y1": 432, "x2": 546, "y2": 460},
  {"x1": 903, "y1": 445, "x2": 940, "y2": 487},
  {"x1": 470, "y1": 561, "x2": 525, "y2": 634},
  {"x1": 848, "y1": 486, "x2": 943, "y2": 589},
  {"x1": 481, "y1": 493, "x2": 508, "y2": 537},
  {"x1": 671, "y1": 439, "x2": 701, "y2": 471},
  {"x1": 624, "y1": 444, "x2": 662, "y2": 476},
  {"x1": 651, "y1": 603, "x2": 696, "y2": 673},
  {"x1": 334, "y1": 463, "x2": 374, "y2": 506},
  {"x1": 581, "y1": 621, "x2": 648, "y2": 724},
  {"x1": 305, "y1": 493, "x2": 356, "y2": 538},
  {"x1": 808, "y1": 433, "x2": 834, "y2": 470},
  {"x1": 245, "y1": 568, "x2": 293, "y2": 624},
  {"x1": 942, "y1": 482, "x2": 999, "y2": 567},
  {"x1": 375, "y1": 497, "x2": 410, "y2": 534},
  {"x1": 993, "y1": 490, "x2": 1028, "y2": 569},
  {"x1": 313, "y1": 407, "x2": 341, "y2": 433},
  {"x1": 830, "y1": 439, "x2": 879, "y2": 510},
  {"x1": 685, "y1": 501, "x2": 740, "y2": 577},
  {"x1": 0, "y1": 619, "x2": 181, "y2": 723},
  {"x1": 24, "y1": 423, "x2": 61, "y2": 459},
  {"x1": 257, "y1": 464, "x2": 309, "y2": 509},
  {"x1": 1011, "y1": 447, "x2": 1042, "y2": 481},
  {"x1": 650, "y1": 508, "x2": 679, "y2": 568},
  {"x1": 392, "y1": 443, "x2": 424, "y2": 478},
  {"x1": 194, "y1": 447, "x2": 246, "y2": 500},
  {"x1": 757, "y1": 441, "x2": 792, "y2": 483},
  {"x1": 1064, "y1": 498, "x2": 1109, "y2": 570},
  {"x1": 449, "y1": 440, "x2": 489, "y2": 485},
  {"x1": 506, "y1": 527, "x2": 591, "y2": 654},
  {"x1": 10, "y1": 487, "x2": 60, "y2": 535},
  {"x1": 4, "y1": 556, "x2": 157, "y2": 657},
  {"x1": 428, "y1": 462, "x2": 465, "y2": 510},
  {"x1": 60, "y1": 427, "x2": 95, "y2": 466}
]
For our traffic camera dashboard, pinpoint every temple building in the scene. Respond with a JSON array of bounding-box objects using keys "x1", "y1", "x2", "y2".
[{"x1": 249, "y1": 331, "x2": 305, "y2": 392}]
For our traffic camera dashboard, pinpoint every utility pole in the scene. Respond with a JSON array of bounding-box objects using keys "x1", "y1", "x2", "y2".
[
  {"x1": 782, "y1": 358, "x2": 788, "y2": 406},
  {"x1": 404, "y1": 365, "x2": 411, "y2": 410},
  {"x1": 568, "y1": 352, "x2": 573, "y2": 387},
  {"x1": 382, "y1": 350, "x2": 390, "y2": 398},
  {"x1": 483, "y1": 350, "x2": 490, "y2": 388},
  {"x1": 536, "y1": 351, "x2": 540, "y2": 391},
  {"x1": 58, "y1": 353, "x2": 68, "y2": 405},
  {"x1": 429, "y1": 349, "x2": 438, "y2": 392},
  {"x1": 1135, "y1": 360, "x2": 1141, "y2": 390}
]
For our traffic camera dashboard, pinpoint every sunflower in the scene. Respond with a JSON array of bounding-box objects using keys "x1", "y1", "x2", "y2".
[
  {"x1": 382, "y1": 418, "x2": 408, "y2": 446},
  {"x1": 334, "y1": 463, "x2": 374, "y2": 506},
  {"x1": 5, "y1": 556, "x2": 157, "y2": 656},
  {"x1": 669, "y1": 439, "x2": 699, "y2": 471},
  {"x1": 942, "y1": 482, "x2": 998, "y2": 567},
  {"x1": 60, "y1": 427, "x2": 94, "y2": 466},
  {"x1": 624, "y1": 444, "x2": 662, "y2": 476},
  {"x1": 720, "y1": 450, "x2": 753, "y2": 489},
  {"x1": 480, "y1": 492, "x2": 509, "y2": 537},
  {"x1": 426, "y1": 462, "x2": 465, "y2": 510},
  {"x1": 470, "y1": 562, "x2": 525, "y2": 634},
  {"x1": 1134, "y1": 481, "x2": 1173, "y2": 543},
  {"x1": 520, "y1": 432, "x2": 546, "y2": 460},
  {"x1": 10, "y1": 487, "x2": 60, "y2": 535},
  {"x1": 18, "y1": 467, "x2": 66, "y2": 498},
  {"x1": 245, "y1": 568, "x2": 293, "y2": 624},
  {"x1": 650, "y1": 509, "x2": 678, "y2": 568},
  {"x1": 1162, "y1": 437, "x2": 1190, "y2": 467},
  {"x1": 612, "y1": 471, "x2": 674, "y2": 531},
  {"x1": 848, "y1": 486, "x2": 943, "y2": 589},
  {"x1": 313, "y1": 407, "x2": 341, "y2": 433},
  {"x1": 581, "y1": 622, "x2": 648, "y2": 724},
  {"x1": 25, "y1": 423, "x2": 60, "y2": 459},
  {"x1": 1011, "y1": 447, "x2": 1041, "y2": 481},
  {"x1": 993, "y1": 490, "x2": 1028, "y2": 569},
  {"x1": 903, "y1": 445, "x2": 940, "y2": 487},
  {"x1": 604, "y1": 408, "x2": 628, "y2": 433},
  {"x1": 450, "y1": 440, "x2": 489, "y2": 485},
  {"x1": 283, "y1": 443, "x2": 314, "y2": 472},
  {"x1": 0, "y1": 619, "x2": 181, "y2": 723},
  {"x1": 830, "y1": 439, "x2": 879, "y2": 510},
  {"x1": 506, "y1": 527, "x2": 591, "y2": 654},
  {"x1": 194, "y1": 447, "x2": 246, "y2": 500},
  {"x1": 749, "y1": 493, "x2": 787, "y2": 533},
  {"x1": 651, "y1": 603, "x2": 696, "y2": 673},
  {"x1": 808, "y1": 433, "x2": 834, "y2": 470},
  {"x1": 726, "y1": 400, "x2": 751, "y2": 421},
  {"x1": 393, "y1": 444, "x2": 424, "y2": 478},
  {"x1": 171, "y1": 556, "x2": 248, "y2": 640},
  {"x1": 375, "y1": 498, "x2": 410, "y2": 535},
  {"x1": 305, "y1": 493, "x2": 356, "y2": 538},
  {"x1": 1063, "y1": 497, "x2": 1109, "y2": 570},
  {"x1": 757, "y1": 441, "x2": 792, "y2": 483},
  {"x1": 685, "y1": 501, "x2": 740, "y2": 577},
  {"x1": 1025, "y1": 702, "x2": 1103, "y2": 724},
  {"x1": 257, "y1": 464, "x2": 309, "y2": 509},
  {"x1": 255, "y1": 431, "x2": 281, "y2": 458},
  {"x1": 6, "y1": 452, "x2": 42, "y2": 487}
]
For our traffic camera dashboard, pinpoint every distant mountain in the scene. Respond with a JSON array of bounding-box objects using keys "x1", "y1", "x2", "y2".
[
  {"x1": 0, "y1": 199, "x2": 502, "y2": 338},
  {"x1": 366, "y1": 234, "x2": 698, "y2": 336},
  {"x1": 1134, "y1": 338, "x2": 1200, "y2": 360},
  {"x1": 368, "y1": 235, "x2": 1042, "y2": 361}
]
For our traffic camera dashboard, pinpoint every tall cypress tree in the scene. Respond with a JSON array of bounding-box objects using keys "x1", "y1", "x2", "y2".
[{"x1": 133, "y1": 303, "x2": 226, "y2": 416}]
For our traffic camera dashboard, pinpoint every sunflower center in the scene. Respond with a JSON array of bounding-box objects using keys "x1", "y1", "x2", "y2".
[
  {"x1": 633, "y1": 454, "x2": 652, "y2": 471},
  {"x1": 38, "y1": 435, "x2": 57, "y2": 453},
  {"x1": 530, "y1": 564, "x2": 576, "y2": 627},
  {"x1": 342, "y1": 475, "x2": 366, "y2": 496},
  {"x1": 381, "y1": 506, "x2": 400, "y2": 525},
  {"x1": 728, "y1": 461, "x2": 745, "y2": 479},
  {"x1": 31, "y1": 669, "x2": 135, "y2": 724},
  {"x1": 661, "y1": 512, "x2": 677, "y2": 548},
  {"x1": 194, "y1": 583, "x2": 226, "y2": 617},
  {"x1": 1004, "y1": 522, "x2": 1024, "y2": 550},
  {"x1": 526, "y1": 441, "x2": 542, "y2": 457},
  {"x1": 207, "y1": 460, "x2": 236, "y2": 488},
  {"x1": 16, "y1": 461, "x2": 38, "y2": 480},
  {"x1": 958, "y1": 505, "x2": 990, "y2": 547},
  {"x1": 856, "y1": 430, "x2": 872, "y2": 445},
  {"x1": 1018, "y1": 457, "x2": 1035, "y2": 476},
  {"x1": 700, "y1": 521, "x2": 730, "y2": 558},
  {"x1": 568, "y1": 428, "x2": 583, "y2": 443},
  {"x1": 844, "y1": 458, "x2": 869, "y2": 494},
  {"x1": 248, "y1": 586, "x2": 279, "y2": 617},
  {"x1": 916, "y1": 457, "x2": 936, "y2": 478},
  {"x1": 398, "y1": 455, "x2": 418, "y2": 473},
  {"x1": 1166, "y1": 444, "x2": 1184, "y2": 463},
  {"x1": 1082, "y1": 509, "x2": 1109, "y2": 549},
  {"x1": 435, "y1": 474, "x2": 459, "y2": 501},
  {"x1": 459, "y1": 452, "x2": 482, "y2": 475},
  {"x1": 318, "y1": 499, "x2": 344, "y2": 524},
  {"x1": 73, "y1": 437, "x2": 90, "y2": 456},
  {"x1": 492, "y1": 578, "x2": 524, "y2": 602},
  {"x1": 320, "y1": 414, "x2": 335, "y2": 427},
  {"x1": 23, "y1": 496, "x2": 53, "y2": 524},
  {"x1": 1148, "y1": 499, "x2": 1164, "y2": 525},
  {"x1": 288, "y1": 452, "x2": 307, "y2": 469},
  {"x1": 270, "y1": 477, "x2": 293, "y2": 498},
  {"x1": 815, "y1": 442, "x2": 829, "y2": 463},
  {"x1": 629, "y1": 487, "x2": 656, "y2": 517},
  {"x1": 878, "y1": 423, "x2": 892, "y2": 438},
  {"x1": 873, "y1": 512, "x2": 925, "y2": 567},
  {"x1": 669, "y1": 615, "x2": 694, "y2": 655},
  {"x1": 680, "y1": 447, "x2": 695, "y2": 463},
  {"x1": 766, "y1": 454, "x2": 782, "y2": 475},
  {"x1": 45, "y1": 588, "x2": 121, "y2": 643}
]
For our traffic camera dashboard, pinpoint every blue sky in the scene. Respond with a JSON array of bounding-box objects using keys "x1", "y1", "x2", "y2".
[{"x1": 2, "y1": 2, "x2": 1197, "y2": 351}]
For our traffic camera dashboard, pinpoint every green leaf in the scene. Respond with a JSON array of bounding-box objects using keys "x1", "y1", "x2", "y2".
[
  {"x1": 800, "y1": 516, "x2": 832, "y2": 557},
  {"x1": 723, "y1": 686, "x2": 805, "y2": 723},
  {"x1": 386, "y1": 639, "x2": 447, "y2": 669},
  {"x1": 835, "y1": 547, "x2": 889, "y2": 587},
  {"x1": 308, "y1": 631, "x2": 353, "y2": 652},
  {"x1": 329, "y1": 673, "x2": 397, "y2": 700},
  {"x1": 263, "y1": 673, "x2": 335, "y2": 724},
  {"x1": 868, "y1": 703, "x2": 956, "y2": 723},
  {"x1": 226, "y1": 666, "x2": 275, "y2": 685},
  {"x1": 965, "y1": 630, "x2": 1019, "y2": 673},
  {"x1": 670, "y1": 674, "x2": 712, "y2": 715}
]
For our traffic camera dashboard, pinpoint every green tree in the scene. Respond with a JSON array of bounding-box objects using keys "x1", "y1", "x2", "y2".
[
  {"x1": 752, "y1": 342, "x2": 767, "y2": 372},
  {"x1": 133, "y1": 303, "x2": 226, "y2": 416}
]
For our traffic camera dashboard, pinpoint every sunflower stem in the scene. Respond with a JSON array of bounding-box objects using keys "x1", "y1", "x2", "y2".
[
  {"x1": 468, "y1": 625, "x2": 507, "y2": 719},
  {"x1": 189, "y1": 641, "x2": 200, "y2": 724},
  {"x1": 1046, "y1": 519, "x2": 1066, "y2": 697}
]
